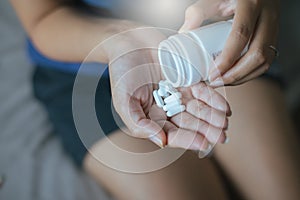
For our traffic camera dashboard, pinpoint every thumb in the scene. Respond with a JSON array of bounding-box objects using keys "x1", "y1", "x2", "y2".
[
  {"x1": 179, "y1": 3, "x2": 205, "y2": 33},
  {"x1": 179, "y1": 0, "x2": 236, "y2": 33},
  {"x1": 119, "y1": 96, "x2": 167, "y2": 148},
  {"x1": 138, "y1": 118, "x2": 167, "y2": 148}
]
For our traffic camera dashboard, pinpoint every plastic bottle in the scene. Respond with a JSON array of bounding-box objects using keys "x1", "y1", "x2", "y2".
[{"x1": 158, "y1": 20, "x2": 233, "y2": 88}]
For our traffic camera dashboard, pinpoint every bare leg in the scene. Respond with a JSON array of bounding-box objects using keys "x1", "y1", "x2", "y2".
[
  {"x1": 215, "y1": 78, "x2": 300, "y2": 200},
  {"x1": 84, "y1": 131, "x2": 230, "y2": 200}
]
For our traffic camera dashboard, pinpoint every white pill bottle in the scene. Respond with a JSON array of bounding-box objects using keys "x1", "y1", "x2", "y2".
[{"x1": 158, "y1": 20, "x2": 233, "y2": 88}]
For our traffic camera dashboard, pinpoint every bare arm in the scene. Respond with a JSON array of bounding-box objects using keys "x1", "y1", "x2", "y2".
[
  {"x1": 10, "y1": 0, "x2": 138, "y2": 63},
  {"x1": 11, "y1": 0, "x2": 230, "y2": 150},
  {"x1": 179, "y1": 0, "x2": 279, "y2": 86}
]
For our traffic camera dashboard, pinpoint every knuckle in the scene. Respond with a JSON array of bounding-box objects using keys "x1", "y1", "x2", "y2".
[
  {"x1": 254, "y1": 48, "x2": 267, "y2": 65},
  {"x1": 262, "y1": 63, "x2": 271, "y2": 73}
]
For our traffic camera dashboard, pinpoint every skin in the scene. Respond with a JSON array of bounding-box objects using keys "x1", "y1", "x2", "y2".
[
  {"x1": 10, "y1": 0, "x2": 230, "y2": 150},
  {"x1": 179, "y1": 0, "x2": 280, "y2": 86},
  {"x1": 84, "y1": 132, "x2": 231, "y2": 200},
  {"x1": 107, "y1": 33, "x2": 230, "y2": 149},
  {"x1": 84, "y1": 79, "x2": 300, "y2": 200},
  {"x1": 10, "y1": 0, "x2": 300, "y2": 199},
  {"x1": 214, "y1": 79, "x2": 300, "y2": 200}
]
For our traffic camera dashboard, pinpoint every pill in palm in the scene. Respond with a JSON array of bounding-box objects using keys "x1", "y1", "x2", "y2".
[
  {"x1": 158, "y1": 81, "x2": 170, "y2": 96},
  {"x1": 153, "y1": 80, "x2": 185, "y2": 116},
  {"x1": 166, "y1": 87, "x2": 178, "y2": 94},
  {"x1": 153, "y1": 90, "x2": 164, "y2": 108},
  {"x1": 164, "y1": 92, "x2": 182, "y2": 104},
  {"x1": 158, "y1": 88, "x2": 169, "y2": 97},
  {"x1": 167, "y1": 105, "x2": 186, "y2": 117},
  {"x1": 163, "y1": 100, "x2": 182, "y2": 111}
]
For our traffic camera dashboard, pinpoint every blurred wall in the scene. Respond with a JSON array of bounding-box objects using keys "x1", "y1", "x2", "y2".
[{"x1": 279, "y1": 0, "x2": 300, "y2": 112}]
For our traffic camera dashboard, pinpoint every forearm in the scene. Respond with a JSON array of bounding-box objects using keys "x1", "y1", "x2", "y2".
[
  {"x1": 30, "y1": 7, "x2": 138, "y2": 63},
  {"x1": 10, "y1": 0, "x2": 139, "y2": 63}
]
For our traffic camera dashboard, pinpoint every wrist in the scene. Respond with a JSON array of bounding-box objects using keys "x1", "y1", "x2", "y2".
[{"x1": 89, "y1": 20, "x2": 143, "y2": 63}]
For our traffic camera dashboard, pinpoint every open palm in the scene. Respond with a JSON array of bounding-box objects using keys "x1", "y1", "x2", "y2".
[{"x1": 109, "y1": 49, "x2": 230, "y2": 152}]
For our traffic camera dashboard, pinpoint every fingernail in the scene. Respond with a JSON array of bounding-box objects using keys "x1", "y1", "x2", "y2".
[
  {"x1": 198, "y1": 144, "x2": 213, "y2": 158},
  {"x1": 149, "y1": 136, "x2": 164, "y2": 148},
  {"x1": 224, "y1": 136, "x2": 230, "y2": 144},
  {"x1": 179, "y1": 20, "x2": 190, "y2": 33},
  {"x1": 209, "y1": 77, "x2": 224, "y2": 87}
]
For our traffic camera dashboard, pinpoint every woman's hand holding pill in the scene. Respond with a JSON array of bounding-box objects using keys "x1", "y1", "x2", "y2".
[
  {"x1": 107, "y1": 28, "x2": 231, "y2": 151},
  {"x1": 165, "y1": 82, "x2": 231, "y2": 150},
  {"x1": 180, "y1": 0, "x2": 280, "y2": 86}
]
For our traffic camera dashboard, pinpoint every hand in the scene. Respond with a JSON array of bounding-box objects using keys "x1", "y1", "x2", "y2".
[
  {"x1": 179, "y1": 0, "x2": 280, "y2": 86},
  {"x1": 106, "y1": 27, "x2": 231, "y2": 151},
  {"x1": 179, "y1": 0, "x2": 236, "y2": 33}
]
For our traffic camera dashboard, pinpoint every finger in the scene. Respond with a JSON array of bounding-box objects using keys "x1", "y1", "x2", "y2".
[
  {"x1": 185, "y1": 99, "x2": 228, "y2": 129},
  {"x1": 167, "y1": 127, "x2": 209, "y2": 151},
  {"x1": 116, "y1": 95, "x2": 167, "y2": 148},
  {"x1": 179, "y1": 2, "x2": 206, "y2": 33},
  {"x1": 219, "y1": 9, "x2": 278, "y2": 85},
  {"x1": 190, "y1": 82, "x2": 231, "y2": 115},
  {"x1": 179, "y1": 0, "x2": 236, "y2": 33},
  {"x1": 171, "y1": 112, "x2": 227, "y2": 144},
  {"x1": 155, "y1": 119, "x2": 210, "y2": 151},
  {"x1": 228, "y1": 62, "x2": 271, "y2": 86},
  {"x1": 209, "y1": 1, "x2": 260, "y2": 81}
]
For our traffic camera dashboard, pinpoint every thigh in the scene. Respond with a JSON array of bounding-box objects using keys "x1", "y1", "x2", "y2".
[
  {"x1": 214, "y1": 78, "x2": 300, "y2": 200},
  {"x1": 83, "y1": 130, "x2": 230, "y2": 200}
]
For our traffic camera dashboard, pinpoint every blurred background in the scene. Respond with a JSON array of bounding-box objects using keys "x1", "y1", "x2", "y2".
[{"x1": 0, "y1": 0, "x2": 299, "y2": 199}]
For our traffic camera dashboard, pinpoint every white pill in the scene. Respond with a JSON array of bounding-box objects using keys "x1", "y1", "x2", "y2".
[
  {"x1": 163, "y1": 100, "x2": 182, "y2": 111},
  {"x1": 158, "y1": 88, "x2": 169, "y2": 97},
  {"x1": 164, "y1": 98, "x2": 182, "y2": 107},
  {"x1": 164, "y1": 92, "x2": 182, "y2": 104},
  {"x1": 167, "y1": 105, "x2": 186, "y2": 117},
  {"x1": 166, "y1": 87, "x2": 178, "y2": 94},
  {"x1": 153, "y1": 90, "x2": 164, "y2": 108}
]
